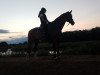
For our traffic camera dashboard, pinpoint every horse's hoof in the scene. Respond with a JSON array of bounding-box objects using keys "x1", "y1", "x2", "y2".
[{"x1": 54, "y1": 56, "x2": 60, "y2": 62}]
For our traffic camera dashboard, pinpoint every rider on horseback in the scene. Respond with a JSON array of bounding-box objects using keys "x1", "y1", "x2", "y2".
[{"x1": 38, "y1": 7, "x2": 49, "y2": 34}]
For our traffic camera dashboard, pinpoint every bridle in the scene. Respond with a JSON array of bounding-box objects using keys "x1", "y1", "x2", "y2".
[{"x1": 66, "y1": 23, "x2": 70, "y2": 27}]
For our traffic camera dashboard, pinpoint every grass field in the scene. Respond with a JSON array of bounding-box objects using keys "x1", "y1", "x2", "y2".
[
  {"x1": 0, "y1": 40, "x2": 100, "y2": 57},
  {"x1": 0, "y1": 40, "x2": 100, "y2": 75},
  {"x1": 0, "y1": 55, "x2": 100, "y2": 75},
  {"x1": 10, "y1": 40, "x2": 100, "y2": 55}
]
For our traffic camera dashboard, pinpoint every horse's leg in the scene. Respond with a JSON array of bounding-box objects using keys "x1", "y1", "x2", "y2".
[
  {"x1": 34, "y1": 39, "x2": 38, "y2": 52},
  {"x1": 33, "y1": 39, "x2": 39, "y2": 57},
  {"x1": 52, "y1": 42, "x2": 56, "y2": 58},
  {"x1": 53, "y1": 37, "x2": 61, "y2": 61},
  {"x1": 53, "y1": 38, "x2": 58, "y2": 59},
  {"x1": 56, "y1": 36, "x2": 61, "y2": 59},
  {"x1": 27, "y1": 42, "x2": 32, "y2": 59},
  {"x1": 56, "y1": 42, "x2": 60, "y2": 58}
]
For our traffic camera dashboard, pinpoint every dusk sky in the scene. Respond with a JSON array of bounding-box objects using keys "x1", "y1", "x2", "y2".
[{"x1": 0, "y1": 0, "x2": 100, "y2": 43}]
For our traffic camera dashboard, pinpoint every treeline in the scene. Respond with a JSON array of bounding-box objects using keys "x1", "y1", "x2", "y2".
[
  {"x1": 0, "y1": 27, "x2": 100, "y2": 55},
  {"x1": 0, "y1": 41, "x2": 27, "y2": 52},
  {"x1": 61, "y1": 27, "x2": 100, "y2": 42},
  {"x1": 0, "y1": 42, "x2": 8, "y2": 52},
  {"x1": 0, "y1": 27, "x2": 100, "y2": 46}
]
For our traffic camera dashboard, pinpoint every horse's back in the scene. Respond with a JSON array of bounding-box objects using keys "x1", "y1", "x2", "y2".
[
  {"x1": 28, "y1": 27, "x2": 40, "y2": 42},
  {"x1": 28, "y1": 27, "x2": 39, "y2": 34}
]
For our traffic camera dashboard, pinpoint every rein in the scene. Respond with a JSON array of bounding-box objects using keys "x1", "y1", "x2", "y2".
[{"x1": 66, "y1": 23, "x2": 70, "y2": 27}]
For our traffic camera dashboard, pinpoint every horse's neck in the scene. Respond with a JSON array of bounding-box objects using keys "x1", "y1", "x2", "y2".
[{"x1": 52, "y1": 16, "x2": 66, "y2": 31}]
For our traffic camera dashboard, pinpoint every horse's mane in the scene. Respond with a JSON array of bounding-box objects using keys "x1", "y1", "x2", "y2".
[{"x1": 52, "y1": 12, "x2": 67, "y2": 23}]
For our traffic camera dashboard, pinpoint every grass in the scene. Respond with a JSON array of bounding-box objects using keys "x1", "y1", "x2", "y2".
[
  {"x1": 0, "y1": 40, "x2": 100, "y2": 57},
  {"x1": 60, "y1": 40, "x2": 100, "y2": 55}
]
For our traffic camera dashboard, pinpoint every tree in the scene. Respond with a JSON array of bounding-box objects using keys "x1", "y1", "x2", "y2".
[
  {"x1": 0, "y1": 42, "x2": 8, "y2": 47},
  {"x1": 0, "y1": 42, "x2": 8, "y2": 52}
]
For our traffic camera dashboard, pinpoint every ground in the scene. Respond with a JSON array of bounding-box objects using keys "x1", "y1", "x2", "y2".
[{"x1": 0, "y1": 55, "x2": 100, "y2": 75}]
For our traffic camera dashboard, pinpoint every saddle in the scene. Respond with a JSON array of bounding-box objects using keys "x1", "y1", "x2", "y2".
[
  {"x1": 39, "y1": 22, "x2": 51, "y2": 41},
  {"x1": 38, "y1": 27, "x2": 48, "y2": 41}
]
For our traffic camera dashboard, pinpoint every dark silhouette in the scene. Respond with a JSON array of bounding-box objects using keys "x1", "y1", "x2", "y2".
[
  {"x1": 61, "y1": 27, "x2": 100, "y2": 42},
  {"x1": 0, "y1": 42, "x2": 8, "y2": 52},
  {"x1": 27, "y1": 10, "x2": 75, "y2": 59},
  {"x1": 38, "y1": 7, "x2": 49, "y2": 35}
]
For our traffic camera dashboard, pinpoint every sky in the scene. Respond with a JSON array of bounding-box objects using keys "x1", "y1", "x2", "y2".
[{"x1": 0, "y1": 0, "x2": 100, "y2": 43}]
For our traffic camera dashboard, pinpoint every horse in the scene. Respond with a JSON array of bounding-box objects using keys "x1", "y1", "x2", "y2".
[{"x1": 27, "y1": 10, "x2": 75, "y2": 59}]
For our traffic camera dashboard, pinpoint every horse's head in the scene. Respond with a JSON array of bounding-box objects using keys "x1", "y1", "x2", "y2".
[{"x1": 64, "y1": 10, "x2": 75, "y2": 25}]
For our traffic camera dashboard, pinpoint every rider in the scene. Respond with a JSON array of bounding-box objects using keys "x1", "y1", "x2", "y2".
[{"x1": 38, "y1": 7, "x2": 49, "y2": 33}]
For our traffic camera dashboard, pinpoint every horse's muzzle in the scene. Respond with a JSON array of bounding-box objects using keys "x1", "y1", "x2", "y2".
[{"x1": 71, "y1": 21, "x2": 75, "y2": 25}]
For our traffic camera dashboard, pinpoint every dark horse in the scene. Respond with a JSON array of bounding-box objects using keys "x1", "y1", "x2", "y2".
[{"x1": 27, "y1": 10, "x2": 75, "y2": 59}]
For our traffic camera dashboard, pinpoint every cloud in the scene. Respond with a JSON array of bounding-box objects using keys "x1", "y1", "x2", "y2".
[
  {"x1": 7, "y1": 36, "x2": 27, "y2": 44},
  {"x1": 0, "y1": 29, "x2": 27, "y2": 44},
  {"x1": 0, "y1": 29, "x2": 9, "y2": 33},
  {"x1": 0, "y1": 35, "x2": 27, "y2": 44}
]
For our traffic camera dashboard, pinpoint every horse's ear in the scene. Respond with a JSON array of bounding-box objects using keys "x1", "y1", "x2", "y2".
[{"x1": 70, "y1": 10, "x2": 72, "y2": 13}]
